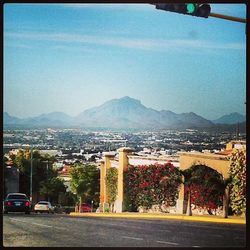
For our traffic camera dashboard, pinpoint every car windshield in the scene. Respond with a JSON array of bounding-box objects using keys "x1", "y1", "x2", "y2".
[
  {"x1": 7, "y1": 194, "x2": 27, "y2": 200},
  {"x1": 38, "y1": 202, "x2": 49, "y2": 205}
]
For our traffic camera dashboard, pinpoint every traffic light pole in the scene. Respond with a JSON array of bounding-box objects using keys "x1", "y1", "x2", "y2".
[{"x1": 209, "y1": 12, "x2": 246, "y2": 23}]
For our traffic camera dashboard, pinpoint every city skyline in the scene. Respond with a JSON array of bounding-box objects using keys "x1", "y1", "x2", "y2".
[{"x1": 4, "y1": 3, "x2": 246, "y2": 120}]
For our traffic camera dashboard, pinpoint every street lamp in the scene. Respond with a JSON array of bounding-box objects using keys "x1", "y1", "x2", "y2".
[
  {"x1": 42, "y1": 160, "x2": 49, "y2": 201},
  {"x1": 30, "y1": 146, "x2": 33, "y2": 203}
]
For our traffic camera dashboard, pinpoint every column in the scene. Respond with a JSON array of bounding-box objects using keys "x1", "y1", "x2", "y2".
[
  {"x1": 116, "y1": 147, "x2": 134, "y2": 213},
  {"x1": 176, "y1": 177, "x2": 187, "y2": 214},
  {"x1": 102, "y1": 152, "x2": 115, "y2": 212},
  {"x1": 99, "y1": 159, "x2": 105, "y2": 212}
]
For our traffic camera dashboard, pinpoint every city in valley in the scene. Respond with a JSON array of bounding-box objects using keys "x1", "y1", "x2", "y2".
[{"x1": 3, "y1": 127, "x2": 246, "y2": 158}]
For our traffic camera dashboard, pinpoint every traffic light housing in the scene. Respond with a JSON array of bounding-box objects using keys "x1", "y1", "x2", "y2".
[{"x1": 155, "y1": 3, "x2": 211, "y2": 18}]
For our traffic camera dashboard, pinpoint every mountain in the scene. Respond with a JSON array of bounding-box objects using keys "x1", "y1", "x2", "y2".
[
  {"x1": 213, "y1": 112, "x2": 246, "y2": 124},
  {"x1": 4, "y1": 97, "x2": 242, "y2": 130},
  {"x1": 32, "y1": 112, "x2": 74, "y2": 125},
  {"x1": 75, "y1": 96, "x2": 161, "y2": 128},
  {"x1": 4, "y1": 112, "x2": 22, "y2": 124},
  {"x1": 4, "y1": 111, "x2": 74, "y2": 128},
  {"x1": 75, "y1": 96, "x2": 213, "y2": 129}
]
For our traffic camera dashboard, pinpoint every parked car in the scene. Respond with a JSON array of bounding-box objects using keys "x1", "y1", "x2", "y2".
[
  {"x1": 53, "y1": 204, "x2": 63, "y2": 214},
  {"x1": 80, "y1": 203, "x2": 92, "y2": 212},
  {"x1": 34, "y1": 201, "x2": 55, "y2": 214},
  {"x1": 3, "y1": 193, "x2": 31, "y2": 214}
]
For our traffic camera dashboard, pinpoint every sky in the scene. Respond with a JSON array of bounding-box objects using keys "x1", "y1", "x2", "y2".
[{"x1": 3, "y1": 3, "x2": 246, "y2": 120}]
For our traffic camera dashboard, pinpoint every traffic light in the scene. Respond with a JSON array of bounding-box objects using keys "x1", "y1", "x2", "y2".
[{"x1": 155, "y1": 3, "x2": 211, "y2": 18}]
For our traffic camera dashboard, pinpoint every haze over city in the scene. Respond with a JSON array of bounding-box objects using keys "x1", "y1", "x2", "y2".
[{"x1": 4, "y1": 3, "x2": 246, "y2": 121}]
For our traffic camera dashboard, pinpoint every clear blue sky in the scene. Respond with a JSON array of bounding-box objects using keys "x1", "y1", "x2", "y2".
[{"x1": 4, "y1": 3, "x2": 246, "y2": 120}]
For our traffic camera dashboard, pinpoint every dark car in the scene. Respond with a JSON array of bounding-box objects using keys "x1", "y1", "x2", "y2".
[
  {"x1": 80, "y1": 203, "x2": 92, "y2": 212},
  {"x1": 4, "y1": 193, "x2": 31, "y2": 214}
]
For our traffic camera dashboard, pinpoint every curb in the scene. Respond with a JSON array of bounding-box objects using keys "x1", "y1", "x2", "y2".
[{"x1": 69, "y1": 212, "x2": 246, "y2": 224}]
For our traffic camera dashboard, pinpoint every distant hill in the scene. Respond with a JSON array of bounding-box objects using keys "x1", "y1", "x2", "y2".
[
  {"x1": 3, "y1": 111, "x2": 74, "y2": 128},
  {"x1": 4, "y1": 112, "x2": 22, "y2": 124},
  {"x1": 197, "y1": 121, "x2": 246, "y2": 134},
  {"x1": 3, "y1": 97, "x2": 244, "y2": 130},
  {"x1": 213, "y1": 112, "x2": 246, "y2": 124},
  {"x1": 75, "y1": 96, "x2": 213, "y2": 129}
]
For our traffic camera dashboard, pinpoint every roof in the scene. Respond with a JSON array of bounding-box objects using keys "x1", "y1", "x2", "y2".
[
  {"x1": 215, "y1": 150, "x2": 233, "y2": 156},
  {"x1": 58, "y1": 165, "x2": 71, "y2": 175}
]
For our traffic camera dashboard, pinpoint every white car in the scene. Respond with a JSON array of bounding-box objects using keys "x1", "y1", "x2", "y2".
[{"x1": 34, "y1": 201, "x2": 55, "y2": 214}]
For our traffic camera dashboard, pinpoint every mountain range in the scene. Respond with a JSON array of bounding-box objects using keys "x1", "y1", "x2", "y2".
[{"x1": 3, "y1": 96, "x2": 246, "y2": 130}]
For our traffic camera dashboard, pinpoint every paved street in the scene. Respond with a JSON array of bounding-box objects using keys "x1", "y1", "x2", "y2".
[{"x1": 3, "y1": 213, "x2": 246, "y2": 247}]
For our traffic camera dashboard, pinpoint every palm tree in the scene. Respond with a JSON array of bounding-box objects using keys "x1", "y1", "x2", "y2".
[{"x1": 179, "y1": 168, "x2": 193, "y2": 216}]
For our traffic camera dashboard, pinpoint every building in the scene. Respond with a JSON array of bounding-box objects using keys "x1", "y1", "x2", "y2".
[
  {"x1": 57, "y1": 165, "x2": 72, "y2": 192},
  {"x1": 99, "y1": 140, "x2": 245, "y2": 214}
]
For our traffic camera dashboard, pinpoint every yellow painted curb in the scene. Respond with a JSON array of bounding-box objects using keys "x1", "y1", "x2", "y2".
[{"x1": 69, "y1": 212, "x2": 246, "y2": 224}]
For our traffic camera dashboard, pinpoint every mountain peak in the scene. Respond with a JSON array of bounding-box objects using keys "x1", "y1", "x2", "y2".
[
  {"x1": 100, "y1": 96, "x2": 143, "y2": 109},
  {"x1": 118, "y1": 96, "x2": 141, "y2": 104},
  {"x1": 213, "y1": 112, "x2": 246, "y2": 124}
]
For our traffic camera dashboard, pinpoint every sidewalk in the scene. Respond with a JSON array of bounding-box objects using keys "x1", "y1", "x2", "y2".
[{"x1": 69, "y1": 212, "x2": 246, "y2": 224}]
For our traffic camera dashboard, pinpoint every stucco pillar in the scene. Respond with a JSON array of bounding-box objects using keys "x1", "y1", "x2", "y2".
[
  {"x1": 100, "y1": 152, "x2": 115, "y2": 212},
  {"x1": 99, "y1": 159, "x2": 105, "y2": 211},
  {"x1": 176, "y1": 176, "x2": 187, "y2": 214},
  {"x1": 116, "y1": 147, "x2": 134, "y2": 213}
]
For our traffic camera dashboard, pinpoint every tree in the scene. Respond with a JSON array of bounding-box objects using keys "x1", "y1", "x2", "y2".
[
  {"x1": 69, "y1": 164, "x2": 100, "y2": 212},
  {"x1": 229, "y1": 148, "x2": 246, "y2": 216},
  {"x1": 58, "y1": 191, "x2": 77, "y2": 206},
  {"x1": 3, "y1": 156, "x2": 10, "y2": 197},
  {"x1": 179, "y1": 167, "x2": 194, "y2": 216},
  {"x1": 13, "y1": 148, "x2": 60, "y2": 202},
  {"x1": 39, "y1": 177, "x2": 66, "y2": 203}
]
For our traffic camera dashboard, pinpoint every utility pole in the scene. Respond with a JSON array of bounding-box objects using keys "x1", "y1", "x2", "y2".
[
  {"x1": 46, "y1": 160, "x2": 49, "y2": 202},
  {"x1": 42, "y1": 160, "x2": 50, "y2": 201},
  {"x1": 30, "y1": 145, "x2": 33, "y2": 203}
]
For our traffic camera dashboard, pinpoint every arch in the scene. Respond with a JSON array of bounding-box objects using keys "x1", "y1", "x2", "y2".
[
  {"x1": 179, "y1": 152, "x2": 230, "y2": 179},
  {"x1": 176, "y1": 152, "x2": 230, "y2": 215},
  {"x1": 184, "y1": 164, "x2": 225, "y2": 215}
]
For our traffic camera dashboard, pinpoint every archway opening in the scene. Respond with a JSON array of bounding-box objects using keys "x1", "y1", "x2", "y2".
[{"x1": 183, "y1": 164, "x2": 225, "y2": 216}]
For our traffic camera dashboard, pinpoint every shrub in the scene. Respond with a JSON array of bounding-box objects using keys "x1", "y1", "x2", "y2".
[
  {"x1": 124, "y1": 163, "x2": 181, "y2": 210},
  {"x1": 106, "y1": 167, "x2": 118, "y2": 212},
  {"x1": 229, "y1": 148, "x2": 246, "y2": 214}
]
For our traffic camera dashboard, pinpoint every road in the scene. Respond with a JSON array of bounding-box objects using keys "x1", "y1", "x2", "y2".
[{"x1": 3, "y1": 213, "x2": 246, "y2": 247}]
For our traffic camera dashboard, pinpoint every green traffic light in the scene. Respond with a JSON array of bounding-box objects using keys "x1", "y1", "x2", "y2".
[{"x1": 186, "y1": 3, "x2": 196, "y2": 14}]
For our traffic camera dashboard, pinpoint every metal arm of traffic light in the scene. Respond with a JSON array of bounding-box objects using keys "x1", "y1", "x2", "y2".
[{"x1": 209, "y1": 12, "x2": 246, "y2": 23}]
